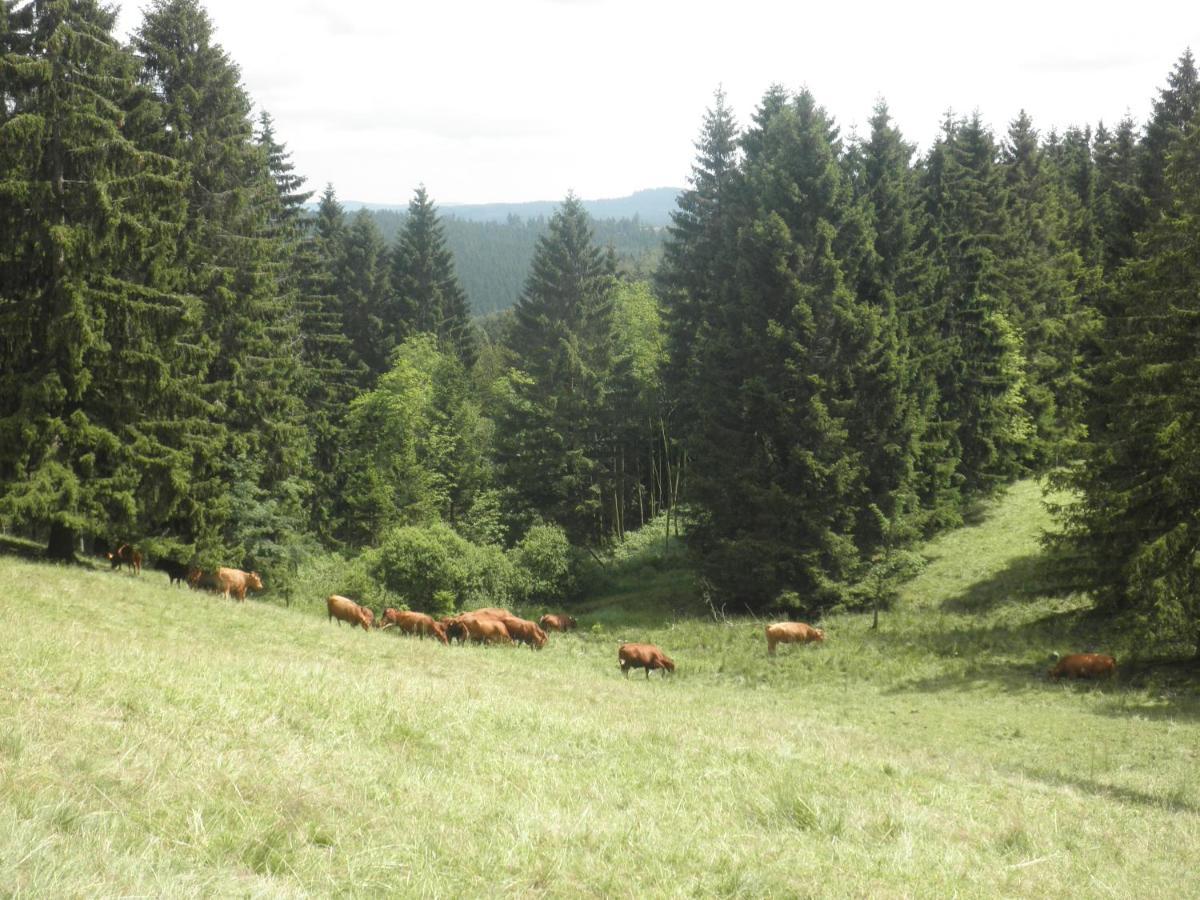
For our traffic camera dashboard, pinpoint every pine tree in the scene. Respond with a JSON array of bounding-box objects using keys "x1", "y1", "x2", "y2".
[
  {"x1": 0, "y1": 0, "x2": 194, "y2": 559},
  {"x1": 496, "y1": 194, "x2": 620, "y2": 543},
  {"x1": 389, "y1": 185, "x2": 477, "y2": 368}
]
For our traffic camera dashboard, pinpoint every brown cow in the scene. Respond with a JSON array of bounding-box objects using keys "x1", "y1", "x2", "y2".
[
  {"x1": 468, "y1": 607, "x2": 512, "y2": 619},
  {"x1": 765, "y1": 622, "x2": 825, "y2": 656},
  {"x1": 539, "y1": 613, "x2": 577, "y2": 632},
  {"x1": 443, "y1": 616, "x2": 469, "y2": 645},
  {"x1": 215, "y1": 567, "x2": 263, "y2": 602},
  {"x1": 459, "y1": 614, "x2": 512, "y2": 645},
  {"x1": 327, "y1": 595, "x2": 372, "y2": 632},
  {"x1": 1048, "y1": 653, "x2": 1117, "y2": 681},
  {"x1": 382, "y1": 609, "x2": 449, "y2": 645},
  {"x1": 107, "y1": 544, "x2": 142, "y2": 575},
  {"x1": 502, "y1": 616, "x2": 548, "y2": 650},
  {"x1": 618, "y1": 642, "x2": 675, "y2": 678}
]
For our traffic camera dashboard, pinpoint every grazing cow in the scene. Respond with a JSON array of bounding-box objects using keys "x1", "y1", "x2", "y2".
[
  {"x1": 460, "y1": 615, "x2": 512, "y2": 645},
  {"x1": 1048, "y1": 653, "x2": 1117, "y2": 681},
  {"x1": 502, "y1": 616, "x2": 548, "y2": 650},
  {"x1": 468, "y1": 607, "x2": 512, "y2": 620},
  {"x1": 106, "y1": 543, "x2": 142, "y2": 575},
  {"x1": 152, "y1": 558, "x2": 189, "y2": 587},
  {"x1": 187, "y1": 567, "x2": 219, "y2": 591},
  {"x1": 327, "y1": 594, "x2": 372, "y2": 632},
  {"x1": 618, "y1": 642, "x2": 675, "y2": 678},
  {"x1": 215, "y1": 567, "x2": 263, "y2": 602},
  {"x1": 443, "y1": 616, "x2": 470, "y2": 645},
  {"x1": 382, "y1": 609, "x2": 449, "y2": 645},
  {"x1": 539, "y1": 613, "x2": 577, "y2": 632},
  {"x1": 765, "y1": 622, "x2": 825, "y2": 656}
]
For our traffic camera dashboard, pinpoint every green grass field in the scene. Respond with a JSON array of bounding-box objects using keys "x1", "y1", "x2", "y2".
[{"x1": 2, "y1": 480, "x2": 1199, "y2": 897}]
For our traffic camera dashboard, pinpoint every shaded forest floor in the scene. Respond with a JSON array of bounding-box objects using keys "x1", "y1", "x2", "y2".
[{"x1": 2, "y1": 480, "x2": 1199, "y2": 896}]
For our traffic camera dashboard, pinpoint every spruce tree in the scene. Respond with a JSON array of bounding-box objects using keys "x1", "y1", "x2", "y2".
[
  {"x1": 1093, "y1": 117, "x2": 1147, "y2": 273},
  {"x1": 1139, "y1": 48, "x2": 1200, "y2": 219},
  {"x1": 134, "y1": 0, "x2": 307, "y2": 564},
  {"x1": 495, "y1": 194, "x2": 619, "y2": 543},
  {"x1": 657, "y1": 87, "x2": 739, "y2": 406},
  {"x1": 998, "y1": 110, "x2": 1093, "y2": 464},
  {"x1": 849, "y1": 101, "x2": 944, "y2": 537},
  {"x1": 1059, "y1": 122, "x2": 1200, "y2": 653},
  {"x1": 389, "y1": 185, "x2": 477, "y2": 368},
  {"x1": 0, "y1": 0, "x2": 195, "y2": 559},
  {"x1": 920, "y1": 113, "x2": 1031, "y2": 494},
  {"x1": 684, "y1": 88, "x2": 883, "y2": 608},
  {"x1": 340, "y1": 209, "x2": 392, "y2": 380}
]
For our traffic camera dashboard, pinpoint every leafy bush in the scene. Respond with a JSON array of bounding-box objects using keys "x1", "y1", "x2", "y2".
[
  {"x1": 357, "y1": 522, "x2": 516, "y2": 613},
  {"x1": 508, "y1": 523, "x2": 575, "y2": 603}
]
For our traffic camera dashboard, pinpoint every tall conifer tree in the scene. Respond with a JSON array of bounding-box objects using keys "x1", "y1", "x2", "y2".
[
  {"x1": 0, "y1": 0, "x2": 195, "y2": 558},
  {"x1": 389, "y1": 186, "x2": 477, "y2": 368},
  {"x1": 496, "y1": 194, "x2": 619, "y2": 543}
]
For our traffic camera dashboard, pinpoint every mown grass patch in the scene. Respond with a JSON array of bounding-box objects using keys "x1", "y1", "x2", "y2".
[{"x1": 2, "y1": 481, "x2": 1199, "y2": 895}]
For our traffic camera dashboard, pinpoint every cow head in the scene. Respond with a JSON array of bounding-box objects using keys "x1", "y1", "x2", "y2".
[
  {"x1": 812, "y1": 628, "x2": 826, "y2": 642},
  {"x1": 247, "y1": 571, "x2": 264, "y2": 592}
]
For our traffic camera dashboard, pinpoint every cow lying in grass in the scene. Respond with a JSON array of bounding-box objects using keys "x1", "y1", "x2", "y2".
[
  {"x1": 1048, "y1": 653, "x2": 1117, "y2": 681},
  {"x1": 618, "y1": 642, "x2": 675, "y2": 678}
]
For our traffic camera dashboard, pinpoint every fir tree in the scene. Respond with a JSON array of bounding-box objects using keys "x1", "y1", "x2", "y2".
[
  {"x1": 340, "y1": 209, "x2": 392, "y2": 381},
  {"x1": 1093, "y1": 117, "x2": 1147, "y2": 273}
]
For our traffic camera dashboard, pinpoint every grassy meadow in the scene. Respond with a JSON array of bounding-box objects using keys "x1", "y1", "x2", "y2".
[{"x1": 2, "y1": 480, "x2": 1199, "y2": 897}]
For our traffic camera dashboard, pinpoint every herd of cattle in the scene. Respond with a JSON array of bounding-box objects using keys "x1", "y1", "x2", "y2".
[{"x1": 103, "y1": 543, "x2": 1118, "y2": 681}]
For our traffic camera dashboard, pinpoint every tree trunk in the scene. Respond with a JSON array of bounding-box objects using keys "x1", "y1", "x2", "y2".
[{"x1": 47, "y1": 521, "x2": 78, "y2": 562}]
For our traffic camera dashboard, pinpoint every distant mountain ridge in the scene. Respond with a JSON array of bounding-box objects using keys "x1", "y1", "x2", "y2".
[{"x1": 342, "y1": 187, "x2": 683, "y2": 228}]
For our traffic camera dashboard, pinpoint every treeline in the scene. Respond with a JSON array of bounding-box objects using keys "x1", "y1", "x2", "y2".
[
  {"x1": 368, "y1": 210, "x2": 664, "y2": 316},
  {"x1": 2, "y1": 1, "x2": 1199, "y2": 649}
]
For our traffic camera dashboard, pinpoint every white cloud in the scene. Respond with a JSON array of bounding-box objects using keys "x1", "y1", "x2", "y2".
[{"x1": 115, "y1": 0, "x2": 1200, "y2": 204}]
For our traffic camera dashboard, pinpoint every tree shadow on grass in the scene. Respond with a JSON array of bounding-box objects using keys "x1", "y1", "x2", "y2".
[
  {"x1": 1013, "y1": 765, "x2": 1200, "y2": 815},
  {"x1": 939, "y1": 551, "x2": 1079, "y2": 614},
  {"x1": 0, "y1": 533, "x2": 48, "y2": 561}
]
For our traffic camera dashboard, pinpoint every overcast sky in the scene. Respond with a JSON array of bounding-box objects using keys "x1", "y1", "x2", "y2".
[{"x1": 116, "y1": 0, "x2": 1198, "y2": 207}]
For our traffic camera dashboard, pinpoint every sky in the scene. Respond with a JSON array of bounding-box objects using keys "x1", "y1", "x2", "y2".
[{"x1": 115, "y1": 0, "x2": 1199, "y2": 207}]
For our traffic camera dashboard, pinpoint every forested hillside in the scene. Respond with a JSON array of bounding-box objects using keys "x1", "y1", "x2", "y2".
[
  {"x1": 2, "y1": 1, "x2": 1200, "y2": 655},
  {"x1": 368, "y1": 210, "x2": 665, "y2": 316}
]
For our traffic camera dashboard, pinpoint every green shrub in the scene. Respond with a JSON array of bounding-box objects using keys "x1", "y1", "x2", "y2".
[
  {"x1": 508, "y1": 523, "x2": 575, "y2": 603},
  {"x1": 357, "y1": 523, "x2": 517, "y2": 613}
]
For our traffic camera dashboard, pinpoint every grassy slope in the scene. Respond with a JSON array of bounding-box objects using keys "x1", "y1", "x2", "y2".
[{"x1": 2, "y1": 481, "x2": 1199, "y2": 897}]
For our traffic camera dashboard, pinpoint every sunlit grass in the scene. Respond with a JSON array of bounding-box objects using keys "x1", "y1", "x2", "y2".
[{"x1": 2, "y1": 480, "x2": 1199, "y2": 895}]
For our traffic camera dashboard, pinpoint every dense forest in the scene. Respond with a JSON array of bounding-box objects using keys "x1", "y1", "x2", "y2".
[{"x1": 2, "y1": 1, "x2": 1200, "y2": 650}]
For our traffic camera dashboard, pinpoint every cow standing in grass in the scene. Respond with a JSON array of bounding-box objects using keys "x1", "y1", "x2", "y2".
[
  {"x1": 327, "y1": 595, "x2": 373, "y2": 632},
  {"x1": 765, "y1": 622, "x2": 825, "y2": 656},
  {"x1": 1048, "y1": 653, "x2": 1117, "y2": 681},
  {"x1": 107, "y1": 544, "x2": 142, "y2": 575},
  {"x1": 618, "y1": 643, "x2": 675, "y2": 678}
]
